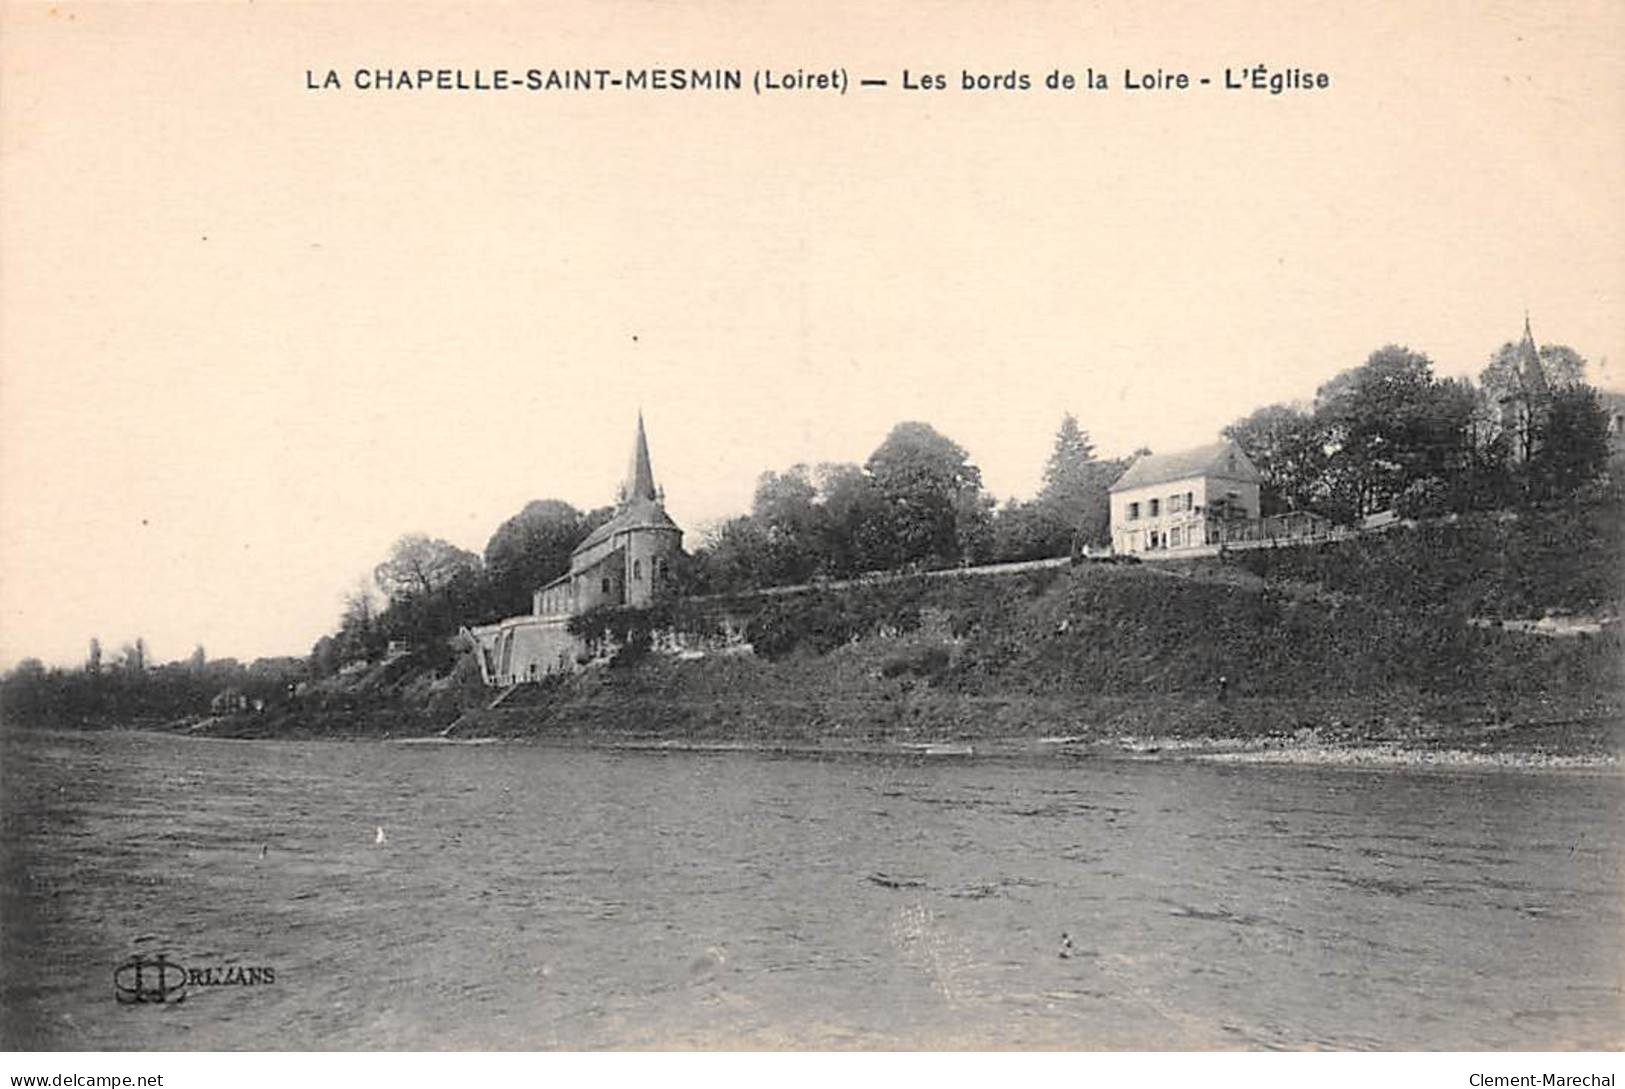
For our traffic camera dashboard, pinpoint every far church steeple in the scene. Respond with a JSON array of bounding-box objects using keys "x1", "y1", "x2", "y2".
[
  {"x1": 1500, "y1": 312, "x2": 1552, "y2": 464},
  {"x1": 1518, "y1": 312, "x2": 1550, "y2": 399}
]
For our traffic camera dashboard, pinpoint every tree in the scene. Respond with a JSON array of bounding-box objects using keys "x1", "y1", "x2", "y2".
[
  {"x1": 812, "y1": 462, "x2": 892, "y2": 577},
  {"x1": 1478, "y1": 338, "x2": 1588, "y2": 466},
  {"x1": 750, "y1": 466, "x2": 822, "y2": 585},
  {"x1": 1480, "y1": 339, "x2": 1587, "y2": 404},
  {"x1": 990, "y1": 498, "x2": 1062, "y2": 563},
  {"x1": 334, "y1": 580, "x2": 383, "y2": 664},
  {"x1": 695, "y1": 516, "x2": 773, "y2": 593},
  {"x1": 1033, "y1": 413, "x2": 1115, "y2": 548},
  {"x1": 10, "y1": 658, "x2": 46, "y2": 682},
  {"x1": 483, "y1": 500, "x2": 603, "y2": 615},
  {"x1": 1042, "y1": 414, "x2": 1095, "y2": 492},
  {"x1": 373, "y1": 534, "x2": 481, "y2": 602},
  {"x1": 863, "y1": 421, "x2": 991, "y2": 566},
  {"x1": 120, "y1": 639, "x2": 147, "y2": 674},
  {"x1": 1222, "y1": 403, "x2": 1331, "y2": 516},
  {"x1": 1313, "y1": 346, "x2": 1473, "y2": 520},
  {"x1": 1529, "y1": 385, "x2": 1610, "y2": 500},
  {"x1": 309, "y1": 634, "x2": 339, "y2": 678}
]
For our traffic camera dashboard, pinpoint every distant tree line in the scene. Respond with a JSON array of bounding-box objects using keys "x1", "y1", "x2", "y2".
[{"x1": 1, "y1": 641, "x2": 308, "y2": 727}]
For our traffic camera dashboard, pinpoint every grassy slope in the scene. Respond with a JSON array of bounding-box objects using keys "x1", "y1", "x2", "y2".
[
  {"x1": 455, "y1": 503, "x2": 1623, "y2": 749},
  {"x1": 207, "y1": 498, "x2": 1625, "y2": 751}
]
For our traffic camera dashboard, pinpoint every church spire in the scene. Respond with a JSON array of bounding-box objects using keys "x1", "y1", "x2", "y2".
[
  {"x1": 624, "y1": 411, "x2": 659, "y2": 505},
  {"x1": 1519, "y1": 312, "x2": 1550, "y2": 398}
]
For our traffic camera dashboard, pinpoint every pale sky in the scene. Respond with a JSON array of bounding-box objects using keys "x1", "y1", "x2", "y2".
[{"x1": 2, "y1": 1, "x2": 1622, "y2": 668}]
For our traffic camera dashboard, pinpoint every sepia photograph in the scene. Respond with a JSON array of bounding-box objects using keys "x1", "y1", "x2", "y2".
[{"x1": 1, "y1": 0, "x2": 1622, "y2": 1071}]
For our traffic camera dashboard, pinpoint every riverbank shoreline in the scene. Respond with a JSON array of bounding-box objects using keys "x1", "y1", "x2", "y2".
[{"x1": 20, "y1": 711, "x2": 1619, "y2": 773}]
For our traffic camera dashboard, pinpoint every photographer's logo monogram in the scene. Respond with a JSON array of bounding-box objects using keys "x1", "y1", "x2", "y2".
[
  {"x1": 113, "y1": 954, "x2": 276, "y2": 1004},
  {"x1": 113, "y1": 954, "x2": 189, "y2": 1004}
]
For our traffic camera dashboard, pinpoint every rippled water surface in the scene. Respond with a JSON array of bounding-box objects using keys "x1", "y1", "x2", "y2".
[{"x1": 2, "y1": 729, "x2": 1621, "y2": 1049}]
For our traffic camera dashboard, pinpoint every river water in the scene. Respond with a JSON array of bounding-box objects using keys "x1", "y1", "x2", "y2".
[{"x1": 2, "y1": 729, "x2": 1620, "y2": 1050}]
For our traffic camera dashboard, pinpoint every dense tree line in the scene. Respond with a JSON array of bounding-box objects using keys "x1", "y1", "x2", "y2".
[
  {"x1": 1223, "y1": 341, "x2": 1612, "y2": 523},
  {"x1": 686, "y1": 417, "x2": 1122, "y2": 593}
]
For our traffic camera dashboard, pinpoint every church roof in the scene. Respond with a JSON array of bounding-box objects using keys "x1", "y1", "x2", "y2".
[
  {"x1": 572, "y1": 499, "x2": 680, "y2": 555},
  {"x1": 572, "y1": 414, "x2": 680, "y2": 555},
  {"x1": 1108, "y1": 440, "x2": 1261, "y2": 493}
]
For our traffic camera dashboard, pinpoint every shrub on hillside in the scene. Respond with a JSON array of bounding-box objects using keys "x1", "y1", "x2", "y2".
[{"x1": 1229, "y1": 499, "x2": 1624, "y2": 619}]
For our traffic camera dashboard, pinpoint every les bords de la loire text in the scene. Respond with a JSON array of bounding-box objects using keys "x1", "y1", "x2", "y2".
[{"x1": 303, "y1": 65, "x2": 1332, "y2": 96}]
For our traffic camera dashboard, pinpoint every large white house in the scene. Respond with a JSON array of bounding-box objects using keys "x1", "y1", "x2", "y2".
[{"x1": 1108, "y1": 440, "x2": 1262, "y2": 555}]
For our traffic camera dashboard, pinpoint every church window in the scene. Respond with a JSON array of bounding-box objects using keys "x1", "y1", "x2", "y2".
[{"x1": 634, "y1": 559, "x2": 642, "y2": 580}]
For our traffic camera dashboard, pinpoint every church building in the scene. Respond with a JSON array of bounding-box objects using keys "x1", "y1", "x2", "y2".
[
  {"x1": 1496, "y1": 315, "x2": 1553, "y2": 464},
  {"x1": 532, "y1": 413, "x2": 683, "y2": 617},
  {"x1": 465, "y1": 414, "x2": 684, "y2": 685}
]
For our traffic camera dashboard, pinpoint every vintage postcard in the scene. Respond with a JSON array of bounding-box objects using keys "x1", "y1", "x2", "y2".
[{"x1": 1, "y1": 0, "x2": 1621, "y2": 1070}]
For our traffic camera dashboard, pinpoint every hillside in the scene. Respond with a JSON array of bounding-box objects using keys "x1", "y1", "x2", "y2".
[{"x1": 52, "y1": 496, "x2": 1625, "y2": 758}]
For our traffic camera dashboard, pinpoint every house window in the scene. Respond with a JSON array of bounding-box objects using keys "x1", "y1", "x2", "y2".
[
  {"x1": 633, "y1": 559, "x2": 642, "y2": 581},
  {"x1": 601, "y1": 577, "x2": 611, "y2": 595},
  {"x1": 1149, "y1": 498, "x2": 1160, "y2": 517},
  {"x1": 1170, "y1": 527, "x2": 1183, "y2": 548},
  {"x1": 1185, "y1": 491, "x2": 1194, "y2": 511},
  {"x1": 1127, "y1": 502, "x2": 1140, "y2": 520}
]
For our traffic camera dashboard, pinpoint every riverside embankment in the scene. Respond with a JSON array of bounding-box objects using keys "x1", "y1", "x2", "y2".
[{"x1": 185, "y1": 516, "x2": 1623, "y2": 766}]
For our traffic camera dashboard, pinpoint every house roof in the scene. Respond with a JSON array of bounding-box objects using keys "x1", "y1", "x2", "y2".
[{"x1": 1108, "y1": 440, "x2": 1261, "y2": 493}]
